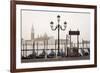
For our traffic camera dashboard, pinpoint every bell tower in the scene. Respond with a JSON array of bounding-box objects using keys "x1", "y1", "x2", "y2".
[{"x1": 31, "y1": 24, "x2": 34, "y2": 40}]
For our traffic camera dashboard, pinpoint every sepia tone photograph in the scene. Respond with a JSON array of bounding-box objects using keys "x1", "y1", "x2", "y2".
[
  {"x1": 21, "y1": 9, "x2": 90, "y2": 63},
  {"x1": 11, "y1": 1, "x2": 97, "y2": 72}
]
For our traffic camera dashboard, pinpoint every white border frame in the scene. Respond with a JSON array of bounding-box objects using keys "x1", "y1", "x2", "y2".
[{"x1": 16, "y1": 4, "x2": 94, "y2": 69}]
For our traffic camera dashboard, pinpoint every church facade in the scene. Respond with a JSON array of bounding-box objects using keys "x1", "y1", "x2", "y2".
[{"x1": 21, "y1": 25, "x2": 90, "y2": 61}]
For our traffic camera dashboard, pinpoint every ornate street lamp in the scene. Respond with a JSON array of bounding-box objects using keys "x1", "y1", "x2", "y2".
[{"x1": 50, "y1": 15, "x2": 67, "y2": 55}]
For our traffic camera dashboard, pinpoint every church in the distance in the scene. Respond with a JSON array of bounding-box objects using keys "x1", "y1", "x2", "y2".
[
  {"x1": 21, "y1": 25, "x2": 90, "y2": 61},
  {"x1": 21, "y1": 25, "x2": 67, "y2": 58}
]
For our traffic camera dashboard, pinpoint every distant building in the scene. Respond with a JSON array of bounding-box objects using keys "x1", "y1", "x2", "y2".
[
  {"x1": 21, "y1": 25, "x2": 90, "y2": 58},
  {"x1": 31, "y1": 25, "x2": 35, "y2": 40},
  {"x1": 21, "y1": 25, "x2": 71, "y2": 57}
]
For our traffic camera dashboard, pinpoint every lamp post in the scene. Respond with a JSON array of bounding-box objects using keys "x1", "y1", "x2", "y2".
[{"x1": 50, "y1": 15, "x2": 67, "y2": 55}]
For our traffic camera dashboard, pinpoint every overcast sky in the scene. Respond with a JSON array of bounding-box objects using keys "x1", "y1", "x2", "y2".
[{"x1": 22, "y1": 9, "x2": 90, "y2": 43}]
